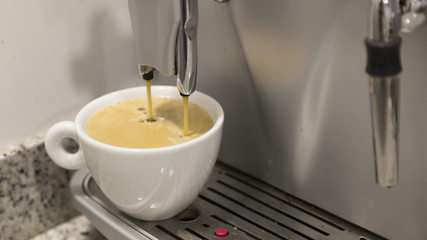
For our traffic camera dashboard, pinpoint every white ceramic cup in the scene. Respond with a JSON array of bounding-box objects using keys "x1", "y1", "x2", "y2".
[{"x1": 45, "y1": 86, "x2": 224, "y2": 221}]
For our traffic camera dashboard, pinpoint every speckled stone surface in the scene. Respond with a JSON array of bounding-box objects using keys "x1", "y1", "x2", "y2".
[
  {"x1": 0, "y1": 136, "x2": 79, "y2": 240},
  {"x1": 30, "y1": 215, "x2": 106, "y2": 240}
]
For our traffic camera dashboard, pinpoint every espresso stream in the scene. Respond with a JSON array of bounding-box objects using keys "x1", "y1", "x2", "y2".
[
  {"x1": 144, "y1": 80, "x2": 190, "y2": 135},
  {"x1": 86, "y1": 96, "x2": 213, "y2": 149},
  {"x1": 145, "y1": 80, "x2": 154, "y2": 120}
]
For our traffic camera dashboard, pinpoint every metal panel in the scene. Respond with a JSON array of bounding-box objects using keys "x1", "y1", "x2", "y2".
[
  {"x1": 188, "y1": 1, "x2": 427, "y2": 239},
  {"x1": 71, "y1": 162, "x2": 384, "y2": 240}
]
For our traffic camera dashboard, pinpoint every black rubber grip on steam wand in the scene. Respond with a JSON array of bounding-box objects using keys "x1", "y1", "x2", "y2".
[{"x1": 365, "y1": 37, "x2": 402, "y2": 77}]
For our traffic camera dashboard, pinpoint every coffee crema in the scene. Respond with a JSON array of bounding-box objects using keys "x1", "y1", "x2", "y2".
[{"x1": 86, "y1": 97, "x2": 213, "y2": 148}]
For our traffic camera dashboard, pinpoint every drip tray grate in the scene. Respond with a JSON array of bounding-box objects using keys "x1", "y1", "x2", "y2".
[{"x1": 70, "y1": 162, "x2": 385, "y2": 240}]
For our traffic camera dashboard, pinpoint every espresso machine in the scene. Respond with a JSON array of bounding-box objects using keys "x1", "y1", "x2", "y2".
[{"x1": 69, "y1": 0, "x2": 427, "y2": 239}]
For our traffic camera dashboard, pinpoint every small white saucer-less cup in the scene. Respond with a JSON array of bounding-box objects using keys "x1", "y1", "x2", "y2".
[{"x1": 45, "y1": 86, "x2": 224, "y2": 221}]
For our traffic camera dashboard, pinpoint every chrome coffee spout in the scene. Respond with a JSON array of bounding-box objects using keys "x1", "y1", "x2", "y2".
[
  {"x1": 128, "y1": 0, "x2": 198, "y2": 96},
  {"x1": 176, "y1": 0, "x2": 198, "y2": 96},
  {"x1": 366, "y1": 0, "x2": 427, "y2": 187}
]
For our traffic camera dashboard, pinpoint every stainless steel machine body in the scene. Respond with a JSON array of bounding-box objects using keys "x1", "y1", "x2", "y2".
[{"x1": 126, "y1": 1, "x2": 427, "y2": 239}]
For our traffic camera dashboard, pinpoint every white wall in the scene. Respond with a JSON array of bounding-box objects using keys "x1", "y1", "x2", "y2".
[{"x1": 0, "y1": 0, "x2": 141, "y2": 150}]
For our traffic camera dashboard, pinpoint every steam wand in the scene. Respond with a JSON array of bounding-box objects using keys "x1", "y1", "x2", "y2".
[{"x1": 366, "y1": 0, "x2": 427, "y2": 187}]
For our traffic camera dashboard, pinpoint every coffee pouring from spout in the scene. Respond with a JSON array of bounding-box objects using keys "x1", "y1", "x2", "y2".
[{"x1": 129, "y1": 0, "x2": 198, "y2": 96}]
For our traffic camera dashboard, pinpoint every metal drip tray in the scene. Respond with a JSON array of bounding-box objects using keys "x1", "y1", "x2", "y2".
[{"x1": 70, "y1": 162, "x2": 385, "y2": 240}]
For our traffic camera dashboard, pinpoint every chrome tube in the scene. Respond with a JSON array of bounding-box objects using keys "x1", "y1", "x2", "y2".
[
  {"x1": 367, "y1": 0, "x2": 401, "y2": 42},
  {"x1": 367, "y1": 0, "x2": 402, "y2": 187},
  {"x1": 176, "y1": 0, "x2": 198, "y2": 96},
  {"x1": 369, "y1": 76, "x2": 399, "y2": 187}
]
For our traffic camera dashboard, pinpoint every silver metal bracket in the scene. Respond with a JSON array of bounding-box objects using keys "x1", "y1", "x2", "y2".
[{"x1": 176, "y1": 0, "x2": 198, "y2": 96}]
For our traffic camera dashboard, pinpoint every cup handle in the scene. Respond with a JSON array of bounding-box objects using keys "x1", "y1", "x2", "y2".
[{"x1": 45, "y1": 121, "x2": 86, "y2": 170}]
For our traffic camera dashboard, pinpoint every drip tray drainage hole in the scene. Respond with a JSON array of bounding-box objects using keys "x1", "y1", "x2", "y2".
[{"x1": 174, "y1": 208, "x2": 200, "y2": 223}]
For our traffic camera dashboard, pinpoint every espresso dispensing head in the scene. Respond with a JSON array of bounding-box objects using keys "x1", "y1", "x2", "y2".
[
  {"x1": 366, "y1": 0, "x2": 427, "y2": 187},
  {"x1": 128, "y1": 0, "x2": 198, "y2": 96}
]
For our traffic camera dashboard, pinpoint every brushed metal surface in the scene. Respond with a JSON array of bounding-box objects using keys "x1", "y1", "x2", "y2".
[{"x1": 187, "y1": 1, "x2": 427, "y2": 239}]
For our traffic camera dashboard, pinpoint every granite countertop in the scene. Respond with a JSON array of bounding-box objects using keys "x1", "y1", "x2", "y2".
[
  {"x1": 30, "y1": 215, "x2": 107, "y2": 240},
  {"x1": 0, "y1": 136, "x2": 107, "y2": 239}
]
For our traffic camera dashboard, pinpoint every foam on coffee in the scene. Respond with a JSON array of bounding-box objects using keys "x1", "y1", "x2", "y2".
[{"x1": 86, "y1": 97, "x2": 213, "y2": 148}]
